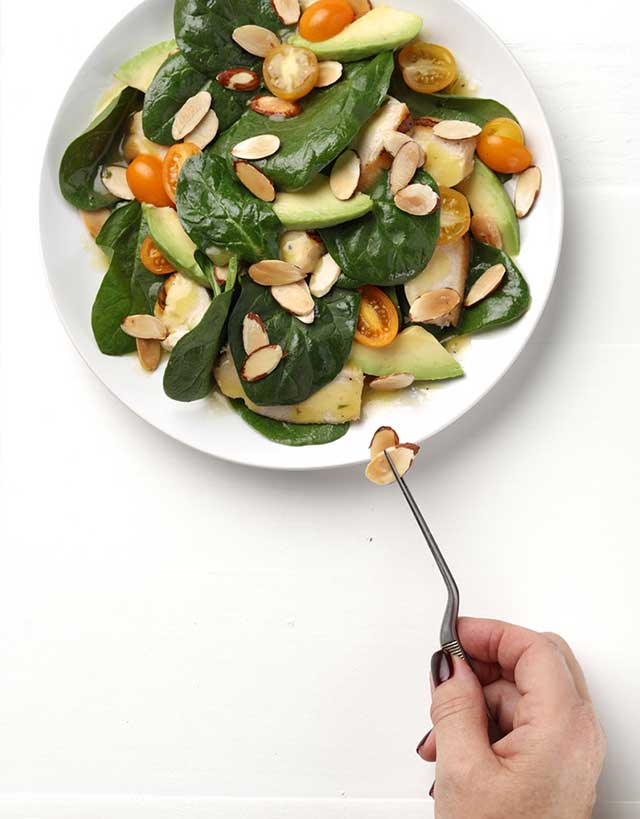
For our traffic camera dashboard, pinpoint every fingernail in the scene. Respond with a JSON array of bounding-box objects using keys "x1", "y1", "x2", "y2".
[
  {"x1": 429, "y1": 780, "x2": 435, "y2": 799},
  {"x1": 430, "y1": 649, "x2": 454, "y2": 687},
  {"x1": 416, "y1": 728, "x2": 431, "y2": 755}
]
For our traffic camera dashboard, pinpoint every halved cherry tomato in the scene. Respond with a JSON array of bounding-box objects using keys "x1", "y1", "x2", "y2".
[
  {"x1": 397, "y1": 43, "x2": 457, "y2": 95},
  {"x1": 477, "y1": 134, "x2": 532, "y2": 174},
  {"x1": 355, "y1": 285, "x2": 399, "y2": 348},
  {"x1": 140, "y1": 236, "x2": 176, "y2": 276},
  {"x1": 263, "y1": 44, "x2": 319, "y2": 101},
  {"x1": 162, "y1": 143, "x2": 201, "y2": 204},
  {"x1": 299, "y1": 0, "x2": 355, "y2": 42},
  {"x1": 481, "y1": 117, "x2": 524, "y2": 145},
  {"x1": 126, "y1": 154, "x2": 173, "y2": 207},
  {"x1": 438, "y1": 187, "x2": 471, "y2": 245}
]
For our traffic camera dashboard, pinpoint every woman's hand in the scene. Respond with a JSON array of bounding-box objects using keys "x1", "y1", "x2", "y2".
[{"x1": 417, "y1": 618, "x2": 606, "y2": 818}]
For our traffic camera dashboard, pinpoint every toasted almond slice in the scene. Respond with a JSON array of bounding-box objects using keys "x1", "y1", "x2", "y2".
[
  {"x1": 316, "y1": 61, "x2": 343, "y2": 88},
  {"x1": 410, "y1": 288, "x2": 461, "y2": 323},
  {"x1": 346, "y1": 0, "x2": 372, "y2": 16},
  {"x1": 465, "y1": 264, "x2": 506, "y2": 307},
  {"x1": 217, "y1": 69, "x2": 260, "y2": 91},
  {"x1": 470, "y1": 214, "x2": 503, "y2": 249},
  {"x1": 271, "y1": 280, "x2": 314, "y2": 316},
  {"x1": 330, "y1": 150, "x2": 360, "y2": 201},
  {"x1": 249, "y1": 260, "x2": 306, "y2": 286},
  {"x1": 515, "y1": 165, "x2": 542, "y2": 218},
  {"x1": 243, "y1": 312, "x2": 270, "y2": 355},
  {"x1": 249, "y1": 96, "x2": 301, "y2": 118},
  {"x1": 232, "y1": 134, "x2": 281, "y2": 160},
  {"x1": 389, "y1": 140, "x2": 422, "y2": 195},
  {"x1": 214, "y1": 265, "x2": 229, "y2": 286},
  {"x1": 382, "y1": 130, "x2": 413, "y2": 157},
  {"x1": 297, "y1": 308, "x2": 316, "y2": 325},
  {"x1": 369, "y1": 373, "x2": 415, "y2": 392},
  {"x1": 365, "y1": 443, "x2": 420, "y2": 486},
  {"x1": 136, "y1": 338, "x2": 163, "y2": 372},
  {"x1": 121, "y1": 314, "x2": 168, "y2": 340},
  {"x1": 101, "y1": 166, "x2": 134, "y2": 200},
  {"x1": 369, "y1": 426, "x2": 400, "y2": 458},
  {"x1": 394, "y1": 184, "x2": 440, "y2": 217},
  {"x1": 232, "y1": 25, "x2": 280, "y2": 57},
  {"x1": 432, "y1": 120, "x2": 482, "y2": 141},
  {"x1": 309, "y1": 253, "x2": 341, "y2": 298},
  {"x1": 234, "y1": 161, "x2": 276, "y2": 202},
  {"x1": 272, "y1": 0, "x2": 301, "y2": 25},
  {"x1": 183, "y1": 109, "x2": 219, "y2": 149},
  {"x1": 241, "y1": 344, "x2": 284, "y2": 382},
  {"x1": 172, "y1": 91, "x2": 211, "y2": 140}
]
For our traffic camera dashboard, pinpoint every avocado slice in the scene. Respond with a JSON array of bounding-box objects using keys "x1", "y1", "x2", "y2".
[
  {"x1": 273, "y1": 176, "x2": 373, "y2": 230},
  {"x1": 142, "y1": 205, "x2": 210, "y2": 288},
  {"x1": 289, "y1": 7, "x2": 422, "y2": 62},
  {"x1": 350, "y1": 326, "x2": 463, "y2": 381},
  {"x1": 457, "y1": 160, "x2": 520, "y2": 257},
  {"x1": 115, "y1": 40, "x2": 177, "y2": 93}
]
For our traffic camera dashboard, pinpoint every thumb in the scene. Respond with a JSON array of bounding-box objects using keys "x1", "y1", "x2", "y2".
[{"x1": 430, "y1": 650, "x2": 493, "y2": 768}]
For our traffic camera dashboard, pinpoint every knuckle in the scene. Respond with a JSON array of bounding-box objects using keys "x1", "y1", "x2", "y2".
[{"x1": 541, "y1": 631, "x2": 571, "y2": 654}]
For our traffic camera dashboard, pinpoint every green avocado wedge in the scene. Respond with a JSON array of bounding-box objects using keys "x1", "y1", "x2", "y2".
[
  {"x1": 273, "y1": 176, "x2": 372, "y2": 230},
  {"x1": 290, "y1": 7, "x2": 422, "y2": 62},
  {"x1": 115, "y1": 40, "x2": 177, "y2": 92},
  {"x1": 457, "y1": 160, "x2": 520, "y2": 257},
  {"x1": 231, "y1": 401, "x2": 350, "y2": 447},
  {"x1": 143, "y1": 205, "x2": 210, "y2": 288}
]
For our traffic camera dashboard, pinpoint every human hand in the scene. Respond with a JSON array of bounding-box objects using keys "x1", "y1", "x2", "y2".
[{"x1": 417, "y1": 618, "x2": 606, "y2": 819}]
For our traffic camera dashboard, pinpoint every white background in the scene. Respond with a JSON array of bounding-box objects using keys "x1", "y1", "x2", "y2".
[{"x1": 1, "y1": 0, "x2": 639, "y2": 817}]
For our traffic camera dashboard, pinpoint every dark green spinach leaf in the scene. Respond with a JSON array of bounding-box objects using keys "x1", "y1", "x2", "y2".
[
  {"x1": 228, "y1": 279, "x2": 360, "y2": 406},
  {"x1": 321, "y1": 168, "x2": 440, "y2": 286},
  {"x1": 213, "y1": 54, "x2": 394, "y2": 191},
  {"x1": 177, "y1": 153, "x2": 280, "y2": 262},
  {"x1": 59, "y1": 88, "x2": 142, "y2": 210},
  {"x1": 231, "y1": 400, "x2": 350, "y2": 446}
]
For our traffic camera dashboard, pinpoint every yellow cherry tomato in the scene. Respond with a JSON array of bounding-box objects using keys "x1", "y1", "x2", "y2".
[
  {"x1": 140, "y1": 236, "x2": 176, "y2": 276},
  {"x1": 162, "y1": 142, "x2": 201, "y2": 204},
  {"x1": 397, "y1": 42, "x2": 457, "y2": 95},
  {"x1": 438, "y1": 187, "x2": 471, "y2": 245},
  {"x1": 477, "y1": 134, "x2": 533, "y2": 174},
  {"x1": 299, "y1": 0, "x2": 355, "y2": 42},
  {"x1": 355, "y1": 286, "x2": 399, "y2": 348},
  {"x1": 481, "y1": 117, "x2": 524, "y2": 145},
  {"x1": 263, "y1": 45, "x2": 319, "y2": 101},
  {"x1": 126, "y1": 155, "x2": 173, "y2": 207}
]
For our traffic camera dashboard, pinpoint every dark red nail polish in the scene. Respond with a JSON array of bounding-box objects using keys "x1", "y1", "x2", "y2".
[
  {"x1": 416, "y1": 728, "x2": 432, "y2": 754},
  {"x1": 431, "y1": 649, "x2": 454, "y2": 686},
  {"x1": 429, "y1": 781, "x2": 436, "y2": 799}
]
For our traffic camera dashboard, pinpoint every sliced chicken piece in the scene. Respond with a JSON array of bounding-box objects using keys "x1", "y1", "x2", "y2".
[
  {"x1": 154, "y1": 272, "x2": 211, "y2": 351},
  {"x1": 412, "y1": 121, "x2": 477, "y2": 188},
  {"x1": 123, "y1": 111, "x2": 168, "y2": 163},
  {"x1": 353, "y1": 96, "x2": 410, "y2": 190}
]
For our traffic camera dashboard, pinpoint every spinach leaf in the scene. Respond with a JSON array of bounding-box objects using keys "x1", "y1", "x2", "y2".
[
  {"x1": 228, "y1": 279, "x2": 360, "y2": 406},
  {"x1": 59, "y1": 87, "x2": 142, "y2": 210},
  {"x1": 175, "y1": 0, "x2": 284, "y2": 77},
  {"x1": 213, "y1": 54, "x2": 394, "y2": 191},
  {"x1": 177, "y1": 153, "x2": 280, "y2": 262},
  {"x1": 321, "y1": 168, "x2": 440, "y2": 286},
  {"x1": 231, "y1": 400, "x2": 350, "y2": 446},
  {"x1": 143, "y1": 52, "x2": 247, "y2": 144}
]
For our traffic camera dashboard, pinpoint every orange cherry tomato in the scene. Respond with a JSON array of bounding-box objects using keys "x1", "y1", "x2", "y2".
[
  {"x1": 355, "y1": 285, "x2": 399, "y2": 348},
  {"x1": 162, "y1": 143, "x2": 201, "y2": 204},
  {"x1": 140, "y1": 236, "x2": 176, "y2": 276},
  {"x1": 438, "y1": 187, "x2": 471, "y2": 245},
  {"x1": 126, "y1": 154, "x2": 173, "y2": 207},
  {"x1": 477, "y1": 134, "x2": 532, "y2": 174},
  {"x1": 481, "y1": 117, "x2": 524, "y2": 145},
  {"x1": 299, "y1": 0, "x2": 355, "y2": 42},
  {"x1": 263, "y1": 45, "x2": 319, "y2": 101},
  {"x1": 397, "y1": 42, "x2": 457, "y2": 95}
]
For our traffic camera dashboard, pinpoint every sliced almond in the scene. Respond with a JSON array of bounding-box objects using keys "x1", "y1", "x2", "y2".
[
  {"x1": 217, "y1": 69, "x2": 260, "y2": 91},
  {"x1": 183, "y1": 109, "x2": 219, "y2": 149},
  {"x1": 330, "y1": 150, "x2": 361, "y2": 201},
  {"x1": 369, "y1": 426, "x2": 399, "y2": 458},
  {"x1": 249, "y1": 96, "x2": 301, "y2": 118},
  {"x1": 309, "y1": 253, "x2": 341, "y2": 298},
  {"x1": 121, "y1": 314, "x2": 168, "y2": 340},
  {"x1": 101, "y1": 166, "x2": 134, "y2": 200},
  {"x1": 365, "y1": 443, "x2": 420, "y2": 486},
  {"x1": 232, "y1": 134, "x2": 281, "y2": 160},
  {"x1": 271, "y1": 0, "x2": 301, "y2": 25},
  {"x1": 382, "y1": 130, "x2": 413, "y2": 157},
  {"x1": 346, "y1": 0, "x2": 372, "y2": 16},
  {"x1": 369, "y1": 373, "x2": 415, "y2": 392},
  {"x1": 136, "y1": 338, "x2": 163, "y2": 372},
  {"x1": 470, "y1": 214, "x2": 503, "y2": 249},
  {"x1": 214, "y1": 265, "x2": 229, "y2": 286},
  {"x1": 172, "y1": 91, "x2": 211, "y2": 140},
  {"x1": 243, "y1": 312, "x2": 270, "y2": 355},
  {"x1": 249, "y1": 260, "x2": 306, "y2": 286},
  {"x1": 271, "y1": 280, "x2": 314, "y2": 316},
  {"x1": 389, "y1": 140, "x2": 422, "y2": 195},
  {"x1": 234, "y1": 161, "x2": 276, "y2": 202},
  {"x1": 394, "y1": 184, "x2": 440, "y2": 217},
  {"x1": 432, "y1": 120, "x2": 482, "y2": 141},
  {"x1": 514, "y1": 165, "x2": 542, "y2": 218},
  {"x1": 465, "y1": 264, "x2": 506, "y2": 307},
  {"x1": 316, "y1": 61, "x2": 343, "y2": 88},
  {"x1": 297, "y1": 308, "x2": 316, "y2": 325},
  {"x1": 410, "y1": 288, "x2": 461, "y2": 323},
  {"x1": 232, "y1": 25, "x2": 280, "y2": 58},
  {"x1": 241, "y1": 344, "x2": 284, "y2": 382},
  {"x1": 398, "y1": 114, "x2": 414, "y2": 134}
]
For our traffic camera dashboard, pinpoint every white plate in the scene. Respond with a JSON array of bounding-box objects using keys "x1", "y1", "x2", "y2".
[{"x1": 40, "y1": 0, "x2": 563, "y2": 471}]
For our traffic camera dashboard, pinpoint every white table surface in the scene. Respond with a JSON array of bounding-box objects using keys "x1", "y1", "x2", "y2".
[{"x1": 1, "y1": 0, "x2": 639, "y2": 816}]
